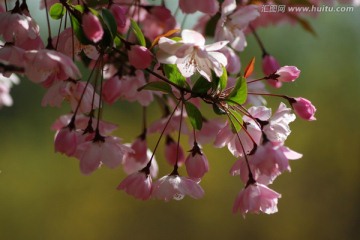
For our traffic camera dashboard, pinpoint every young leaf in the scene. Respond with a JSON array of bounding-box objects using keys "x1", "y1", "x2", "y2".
[
  {"x1": 130, "y1": 19, "x2": 146, "y2": 46},
  {"x1": 185, "y1": 102, "x2": 203, "y2": 130},
  {"x1": 226, "y1": 76, "x2": 247, "y2": 105},
  {"x1": 102, "y1": 9, "x2": 118, "y2": 38},
  {"x1": 163, "y1": 64, "x2": 186, "y2": 87},
  {"x1": 244, "y1": 57, "x2": 255, "y2": 78},
  {"x1": 151, "y1": 29, "x2": 180, "y2": 49},
  {"x1": 138, "y1": 81, "x2": 172, "y2": 94},
  {"x1": 49, "y1": 3, "x2": 66, "y2": 20},
  {"x1": 219, "y1": 66, "x2": 228, "y2": 91},
  {"x1": 228, "y1": 109, "x2": 243, "y2": 133}
]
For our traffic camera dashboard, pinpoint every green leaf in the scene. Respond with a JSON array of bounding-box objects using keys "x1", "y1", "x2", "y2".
[
  {"x1": 49, "y1": 3, "x2": 66, "y2": 20},
  {"x1": 130, "y1": 19, "x2": 146, "y2": 46},
  {"x1": 163, "y1": 64, "x2": 187, "y2": 88},
  {"x1": 212, "y1": 103, "x2": 226, "y2": 115},
  {"x1": 219, "y1": 66, "x2": 228, "y2": 91},
  {"x1": 138, "y1": 81, "x2": 172, "y2": 94},
  {"x1": 192, "y1": 76, "x2": 212, "y2": 96},
  {"x1": 102, "y1": 9, "x2": 118, "y2": 38},
  {"x1": 228, "y1": 109, "x2": 243, "y2": 133},
  {"x1": 226, "y1": 76, "x2": 247, "y2": 105},
  {"x1": 185, "y1": 102, "x2": 203, "y2": 130}
]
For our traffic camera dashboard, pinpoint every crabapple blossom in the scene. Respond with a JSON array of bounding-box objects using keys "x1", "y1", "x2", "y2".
[
  {"x1": 54, "y1": 127, "x2": 84, "y2": 157},
  {"x1": 290, "y1": 97, "x2": 317, "y2": 121},
  {"x1": 23, "y1": 49, "x2": 81, "y2": 84},
  {"x1": 121, "y1": 136, "x2": 159, "y2": 178},
  {"x1": 179, "y1": 0, "x2": 219, "y2": 15},
  {"x1": 128, "y1": 45, "x2": 153, "y2": 69},
  {"x1": 165, "y1": 135, "x2": 185, "y2": 166},
  {"x1": 262, "y1": 103, "x2": 296, "y2": 143},
  {"x1": 0, "y1": 73, "x2": 19, "y2": 108},
  {"x1": 230, "y1": 142, "x2": 302, "y2": 185},
  {"x1": 275, "y1": 66, "x2": 301, "y2": 82},
  {"x1": 152, "y1": 175, "x2": 205, "y2": 201},
  {"x1": 233, "y1": 183, "x2": 281, "y2": 216},
  {"x1": 77, "y1": 135, "x2": 132, "y2": 175},
  {"x1": 262, "y1": 54, "x2": 282, "y2": 88},
  {"x1": 2, "y1": 0, "x2": 321, "y2": 217},
  {"x1": 185, "y1": 144, "x2": 209, "y2": 179},
  {"x1": 214, "y1": 119, "x2": 262, "y2": 157},
  {"x1": 82, "y1": 12, "x2": 104, "y2": 43},
  {"x1": 215, "y1": 1, "x2": 259, "y2": 51},
  {"x1": 157, "y1": 29, "x2": 228, "y2": 81},
  {"x1": 117, "y1": 172, "x2": 152, "y2": 200}
]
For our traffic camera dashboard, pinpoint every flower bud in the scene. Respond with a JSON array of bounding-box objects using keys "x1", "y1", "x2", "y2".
[
  {"x1": 291, "y1": 97, "x2": 317, "y2": 121},
  {"x1": 275, "y1": 66, "x2": 300, "y2": 82},
  {"x1": 185, "y1": 151, "x2": 209, "y2": 179},
  {"x1": 82, "y1": 13, "x2": 104, "y2": 43},
  {"x1": 262, "y1": 54, "x2": 282, "y2": 88},
  {"x1": 128, "y1": 45, "x2": 153, "y2": 69},
  {"x1": 165, "y1": 136, "x2": 185, "y2": 166}
]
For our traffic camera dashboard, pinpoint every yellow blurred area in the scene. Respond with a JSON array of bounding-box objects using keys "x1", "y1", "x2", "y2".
[{"x1": 0, "y1": 1, "x2": 360, "y2": 240}]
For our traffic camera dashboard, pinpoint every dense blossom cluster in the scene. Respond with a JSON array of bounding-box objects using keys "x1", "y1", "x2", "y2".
[{"x1": 2, "y1": 0, "x2": 354, "y2": 216}]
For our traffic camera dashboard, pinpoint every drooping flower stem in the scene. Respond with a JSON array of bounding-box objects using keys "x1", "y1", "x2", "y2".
[
  {"x1": 225, "y1": 108, "x2": 256, "y2": 185},
  {"x1": 95, "y1": 57, "x2": 105, "y2": 133},
  {"x1": 172, "y1": 95, "x2": 185, "y2": 175},
  {"x1": 70, "y1": 56, "x2": 101, "y2": 126},
  {"x1": 44, "y1": 0, "x2": 53, "y2": 49},
  {"x1": 249, "y1": 24, "x2": 267, "y2": 57},
  {"x1": 142, "y1": 100, "x2": 181, "y2": 172}
]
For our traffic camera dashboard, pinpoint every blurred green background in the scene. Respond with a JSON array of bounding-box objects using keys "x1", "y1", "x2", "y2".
[{"x1": 1, "y1": 1, "x2": 360, "y2": 240}]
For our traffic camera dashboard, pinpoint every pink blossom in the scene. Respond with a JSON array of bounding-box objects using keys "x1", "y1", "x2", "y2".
[
  {"x1": 122, "y1": 137, "x2": 158, "y2": 178},
  {"x1": 275, "y1": 66, "x2": 301, "y2": 82},
  {"x1": 0, "y1": 12, "x2": 42, "y2": 50},
  {"x1": 24, "y1": 49, "x2": 81, "y2": 84},
  {"x1": 152, "y1": 175, "x2": 204, "y2": 201},
  {"x1": 109, "y1": 4, "x2": 127, "y2": 31},
  {"x1": 0, "y1": 44, "x2": 26, "y2": 77},
  {"x1": 102, "y1": 75, "x2": 122, "y2": 105},
  {"x1": 68, "y1": 81, "x2": 99, "y2": 114},
  {"x1": 230, "y1": 142, "x2": 302, "y2": 185},
  {"x1": 82, "y1": 12, "x2": 104, "y2": 43},
  {"x1": 117, "y1": 172, "x2": 152, "y2": 200},
  {"x1": 54, "y1": 127, "x2": 84, "y2": 157},
  {"x1": 165, "y1": 136, "x2": 185, "y2": 166},
  {"x1": 185, "y1": 145, "x2": 209, "y2": 179},
  {"x1": 233, "y1": 183, "x2": 281, "y2": 216},
  {"x1": 263, "y1": 103, "x2": 296, "y2": 143},
  {"x1": 141, "y1": 6, "x2": 177, "y2": 41},
  {"x1": 179, "y1": 0, "x2": 219, "y2": 15},
  {"x1": 77, "y1": 136, "x2": 132, "y2": 175},
  {"x1": 157, "y1": 29, "x2": 228, "y2": 81},
  {"x1": 291, "y1": 97, "x2": 317, "y2": 121},
  {"x1": 128, "y1": 45, "x2": 153, "y2": 69},
  {"x1": 0, "y1": 73, "x2": 19, "y2": 108},
  {"x1": 119, "y1": 71, "x2": 154, "y2": 106},
  {"x1": 262, "y1": 54, "x2": 282, "y2": 88},
  {"x1": 215, "y1": 2, "x2": 259, "y2": 51},
  {"x1": 149, "y1": 111, "x2": 189, "y2": 135},
  {"x1": 53, "y1": 28, "x2": 99, "y2": 60},
  {"x1": 51, "y1": 114, "x2": 117, "y2": 136},
  {"x1": 214, "y1": 119, "x2": 262, "y2": 157},
  {"x1": 188, "y1": 118, "x2": 224, "y2": 145},
  {"x1": 219, "y1": 46, "x2": 241, "y2": 74}
]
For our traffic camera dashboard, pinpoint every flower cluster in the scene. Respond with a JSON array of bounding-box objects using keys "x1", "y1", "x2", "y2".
[{"x1": 3, "y1": 0, "x2": 348, "y2": 217}]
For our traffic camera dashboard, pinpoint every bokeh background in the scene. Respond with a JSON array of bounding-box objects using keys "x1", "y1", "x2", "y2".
[{"x1": 1, "y1": 1, "x2": 360, "y2": 240}]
